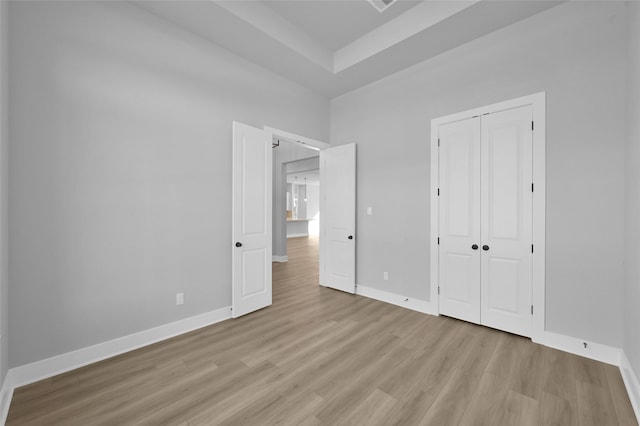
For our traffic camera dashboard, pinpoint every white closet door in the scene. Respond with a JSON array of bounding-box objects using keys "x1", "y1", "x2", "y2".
[
  {"x1": 480, "y1": 106, "x2": 533, "y2": 337},
  {"x1": 438, "y1": 117, "x2": 481, "y2": 324}
]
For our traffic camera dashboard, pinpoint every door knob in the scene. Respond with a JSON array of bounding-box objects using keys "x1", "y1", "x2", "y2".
[
  {"x1": 472, "y1": 244, "x2": 478, "y2": 250},
  {"x1": 348, "y1": 235, "x2": 353, "y2": 240},
  {"x1": 235, "y1": 242, "x2": 242, "y2": 247},
  {"x1": 482, "y1": 245, "x2": 489, "y2": 251}
]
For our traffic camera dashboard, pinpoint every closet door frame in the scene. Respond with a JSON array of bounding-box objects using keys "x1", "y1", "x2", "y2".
[{"x1": 430, "y1": 92, "x2": 546, "y2": 343}]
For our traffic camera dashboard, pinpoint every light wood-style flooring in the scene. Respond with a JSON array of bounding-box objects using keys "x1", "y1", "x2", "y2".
[{"x1": 7, "y1": 236, "x2": 638, "y2": 425}]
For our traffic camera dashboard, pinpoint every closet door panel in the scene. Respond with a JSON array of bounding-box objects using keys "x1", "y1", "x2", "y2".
[
  {"x1": 480, "y1": 106, "x2": 533, "y2": 337},
  {"x1": 438, "y1": 117, "x2": 481, "y2": 324}
]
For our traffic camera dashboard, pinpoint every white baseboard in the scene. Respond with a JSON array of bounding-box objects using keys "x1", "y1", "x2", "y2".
[
  {"x1": 287, "y1": 233, "x2": 309, "y2": 238},
  {"x1": 535, "y1": 330, "x2": 621, "y2": 366},
  {"x1": 355, "y1": 284, "x2": 437, "y2": 316},
  {"x1": 621, "y1": 351, "x2": 640, "y2": 424},
  {"x1": 0, "y1": 370, "x2": 14, "y2": 426},
  {"x1": 9, "y1": 306, "x2": 232, "y2": 390},
  {"x1": 272, "y1": 255, "x2": 288, "y2": 262}
]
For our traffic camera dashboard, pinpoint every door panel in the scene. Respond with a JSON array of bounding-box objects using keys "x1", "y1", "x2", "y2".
[
  {"x1": 242, "y1": 249, "x2": 268, "y2": 296},
  {"x1": 232, "y1": 121, "x2": 272, "y2": 318},
  {"x1": 445, "y1": 253, "x2": 474, "y2": 303},
  {"x1": 487, "y1": 257, "x2": 520, "y2": 313},
  {"x1": 438, "y1": 117, "x2": 481, "y2": 324},
  {"x1": 320, "y1": 143, "x2": 356, "y2": 293},
  {"x1": 480, "y1": 106, "x2": 533, "y2": 336}
]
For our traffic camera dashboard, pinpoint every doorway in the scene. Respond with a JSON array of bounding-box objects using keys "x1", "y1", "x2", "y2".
[
  {"x1": 232, "y1": 123, "x2": 357, "y2": 318},
  {"x1": 273, "y1": 141, "x2": 321, "y2": 297},
  {"x1": 272, "y1": 143, "x2": 321, "y2": 263}
]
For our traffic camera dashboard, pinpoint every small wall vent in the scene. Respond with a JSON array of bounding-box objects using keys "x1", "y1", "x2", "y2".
[{"x1": 367, "y1": 0, "x2": 398, "y2": 13}]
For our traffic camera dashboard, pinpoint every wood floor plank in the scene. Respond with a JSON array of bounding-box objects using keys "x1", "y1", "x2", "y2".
[
  {"x1": 509, "y1": 340, "x2": 547, "y2": 400},
  {"x1": 542, "y1": 347, "x2": 577, "y2": 402},
  {"x1": 418, "y1": 368, "x2": 481, "y2": 426},
  {"x1": 378, "y1": 389, "x2": 438, "y2": 426},
  {"x1": 458, "y1": 372, "x2": 510, "y2": 426},
  {"x1": 539, "y1": 391, "x2": 578, "y2": 426},
  {"x1": 493, "y1": 390, "x2": 539, "y2": 426},
  {"x1": 6, "y1": 236, "x2": 637, "y2": 426},
  {"x1": 337, "y1": 388, "x2": 397, "y2": 426},
  {"x1": 603, "y1": 363, "x2": 639, "y2": 426},
  {"x1": 576, "y1": 379, "x2": 620, "y2": 426},
  {"x1": 262, "y1": 391, "x2": 325, "y2": 426},
  {"x1": 573, "y1": 353, "x2": 609, "y2": 388}
]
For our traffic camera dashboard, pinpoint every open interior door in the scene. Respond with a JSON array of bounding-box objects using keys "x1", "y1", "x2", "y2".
[
  {"x1": 232, "y1": 121, "x2": 272, "y2": 318},
  {"x1": 320, "y1": 143, "x2": 356, "y2": 293}
]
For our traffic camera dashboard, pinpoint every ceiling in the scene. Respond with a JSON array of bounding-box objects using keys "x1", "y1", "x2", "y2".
[
  {"x1": 135, "y1": 0, "x2": 563, "y2": 98},
  {"x1": 264, "y1": 1, "x2": 422, "y2": 51}
]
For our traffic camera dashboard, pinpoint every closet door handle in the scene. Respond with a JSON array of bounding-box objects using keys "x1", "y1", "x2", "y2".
[
  {"x1": 471, "y1": 244, "x2": 478, "y2": 250},
  {"x1": 482, "y1": 245, "x2": 489, "y2": 251},
  {"x1": 235, "y1": 242, "x2": 243, "y2": 248},
  {"x1": 348, "y1": 235, "x2": 353, "y2": 240}
]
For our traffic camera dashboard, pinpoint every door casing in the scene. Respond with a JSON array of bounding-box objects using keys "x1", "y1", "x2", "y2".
[{"x1": 430, "y1": 92, "x2": 546, "y2": 342}]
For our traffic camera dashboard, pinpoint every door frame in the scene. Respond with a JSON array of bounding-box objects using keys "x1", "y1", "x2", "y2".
[
  {"x1": 429, "y1": 92, "x2": 546, "y2": 342},
  {"x1": 265, "y1": 127, "x2": 329, "y2": 152}
]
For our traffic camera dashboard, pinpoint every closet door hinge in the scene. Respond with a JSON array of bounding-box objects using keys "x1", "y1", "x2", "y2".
[
  {"x1": 438, "y1": 138, "x2": 440, "y2": 147},
  {"x1": 531, "y1": 305, "x2": 534, "y2": 315},
  {"x1": 438, "y1": 286, "x2": 440, "y2": 295},
  {"x1": 531, "y1": 183, "x2": 534, "y2": 192},
  {"x1": 531, "y1": 121, "x2": 534, "y2": 131},
  {"x1": 437, "y1": 188, "x2": 440, "y2": 196},
  {"x1": 531, "y1": 244, "x2": 534, "y2": 253},
  {"x1": 437, "y1": 237, "x2": 440, "y2": 245}
]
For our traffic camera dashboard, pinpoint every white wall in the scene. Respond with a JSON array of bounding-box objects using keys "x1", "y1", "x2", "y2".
[
  {"x1": 8, "y1": 1, "x2": 329, "y2": 367},
  {"x1": 624, "y1": 1, "x2": 640, "y2": 381},
  {"x1": 306, "y1": 183, "x2": 320, "y2": 223},
  {"x1": 0, "y1": 0, "x2": 9, "y2": 383},
  {"x1": 331, "y1": 2, "x2": 627, "y2": 347}
]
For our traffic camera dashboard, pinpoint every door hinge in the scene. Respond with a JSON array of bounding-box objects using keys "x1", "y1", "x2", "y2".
[
  {"x1": 531, "y1": 183, "x2": 534, "y2": 192},
  {"x1": 531, "y1": 305, "x2": 534, "y2": 315},
  {"x1": 531, "y1": 121, "x2": 534, "y2": 131},
  {"x1": 438, "y1": 138, "x2": 440, "y2": 147},
  {"x1": 531, "y1": 244, "x2": 534, "y2": 253},
  {"x1": 437, "y1": 188, "x2": 440, "y2": 196},
  {"x1": 437, "y1": 237, "x2": 440, "y2": 245},
  {"x1": 438, "y1": 286, "x2": 440, "y2": 295}
]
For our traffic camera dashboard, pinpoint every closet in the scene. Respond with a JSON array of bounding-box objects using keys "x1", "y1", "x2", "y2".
[{"x1": 437, "y1": 105, "x2": 534, "y2": 337}]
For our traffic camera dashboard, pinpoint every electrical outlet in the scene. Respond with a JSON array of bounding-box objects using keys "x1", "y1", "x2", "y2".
[
  {"x1": 383, "y1": 271, "x2": 389, "y2": 281},
  {"x1": 176, "y1": 292, "x2": 184, "y2": 305}
]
